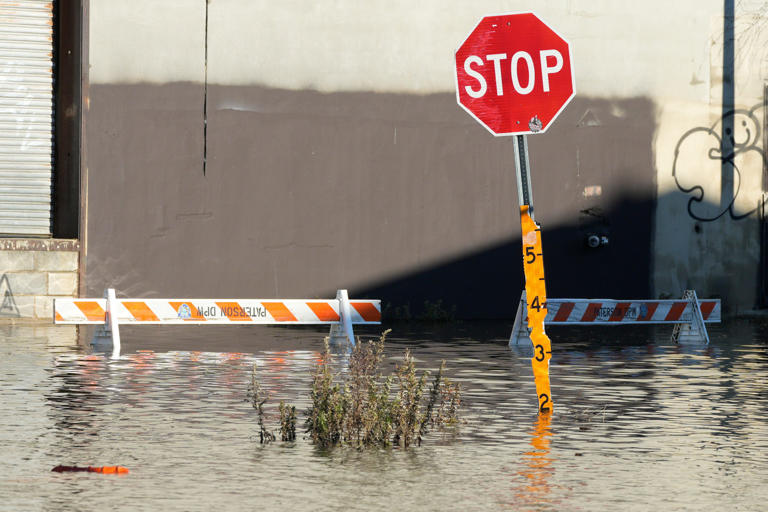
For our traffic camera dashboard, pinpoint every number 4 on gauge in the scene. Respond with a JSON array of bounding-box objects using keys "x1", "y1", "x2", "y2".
[{"x1": 530, "y1": 296, "x2": 547, "y2": 311}]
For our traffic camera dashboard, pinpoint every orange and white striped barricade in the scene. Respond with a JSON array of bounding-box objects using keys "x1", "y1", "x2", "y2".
[
  {"x1": 54, "y1": 289, "x2": 381, "y2": 356},
  {"x1": 509, "y1": 289, "x2": 720, "y2": 345}
]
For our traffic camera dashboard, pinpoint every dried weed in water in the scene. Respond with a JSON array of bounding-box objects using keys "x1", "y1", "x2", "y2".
[
  {"x1": 418, "y1": 361, "x2": 460, "y2": 440},
  {"x1": 565, "y1": 405, "x2": 608, "y2": 424},
  {"x1": 392, "y1": 348, "x2": 428, "y2": 448},
  {"x1": 279, "y1": 401, "x2": 297, "y2": 442},
  {"x1": 432, "y1": 368, "x2": 461, "y2": 430},
  {"x1": 250, "y1": 330, "x2": 462, "y2": 449},
  {"x1": 304, "y1": 330, "x2": 462, "y2": 449},
  {"x1": 247, "y1": 364, "x2": 275, "y2": 444},
  {"x1": 304, "y1": 337, "x2": 347, "y2": 446}
]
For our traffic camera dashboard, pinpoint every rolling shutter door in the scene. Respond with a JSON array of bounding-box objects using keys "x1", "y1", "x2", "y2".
[{"x1": 0, "y1": 0, "x2": 54, "y2": 236}]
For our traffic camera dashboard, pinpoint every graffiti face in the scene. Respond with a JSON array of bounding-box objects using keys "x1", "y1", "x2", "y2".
[{"x1": 672, "y1": 104, "x2": 766, "y2": 221}]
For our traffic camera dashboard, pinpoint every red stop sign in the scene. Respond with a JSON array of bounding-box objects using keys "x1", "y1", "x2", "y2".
[{"x1": 455, "y1": 12, "x2": 575, "y2": 136}]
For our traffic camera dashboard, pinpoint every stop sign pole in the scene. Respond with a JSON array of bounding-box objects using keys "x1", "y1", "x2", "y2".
[
  {"x1": 514, "y1": 135, "x2": 552, "y2": 414},
  {"x1": 454, "y1": 12, "x2": 575, "y2": 414}
]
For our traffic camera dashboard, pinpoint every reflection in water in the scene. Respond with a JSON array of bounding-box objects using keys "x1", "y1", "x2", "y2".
[
  {"x1": 1, "y1": 321, "x2": 768, "y2": 511},
  {"x1": 514, "y1": 413, "x2": 555, "y2": 510}
]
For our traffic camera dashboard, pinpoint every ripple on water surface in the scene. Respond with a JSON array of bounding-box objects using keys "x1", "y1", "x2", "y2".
[{"x1": 1, "y1": 321, "x2": 767, "y2": 511}]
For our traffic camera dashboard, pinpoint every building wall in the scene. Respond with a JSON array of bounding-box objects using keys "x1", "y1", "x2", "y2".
[
  {"x1": 0, "y1": 239, "x2": 79, "y2": 320},
  {"x1": 83, "y1": 1, "x2": 767, "y2": 317}
]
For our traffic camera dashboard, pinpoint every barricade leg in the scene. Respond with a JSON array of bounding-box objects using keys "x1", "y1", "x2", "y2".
[
  {"x1": 92, "y1": 288, "x2": 121, "y2": 358},
  {"x1": 329, "y1": 289, "x2": 356, "y2": 346},
  {"x1": 509, "y1": 291, "x2": 532, "y2": 346},
  {"x1": 672, "y1": 290, "x2": 710, "y2": 344}
]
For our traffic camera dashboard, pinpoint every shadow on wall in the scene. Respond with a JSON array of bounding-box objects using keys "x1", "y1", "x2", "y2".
[
  {"x1": 84, "y1": 84, "x2": 658, "y2": 310},
  {"x1": 359, "y1": 187, "x2": 762, "y2": 320},
  {"x1": 358, "y1": 193, "x2": 655, "y2": 320},
  {"x1": 84, "y1": 81, "x2": 764, "y2": 317}
]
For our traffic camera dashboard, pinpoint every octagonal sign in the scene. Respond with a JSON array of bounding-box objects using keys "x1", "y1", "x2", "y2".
[{"x1": 455, "y1": 12, "x2": 575, "y2": 136}]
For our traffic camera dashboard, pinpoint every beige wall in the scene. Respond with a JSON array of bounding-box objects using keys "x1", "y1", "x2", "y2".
[
  {"x1": 86, "y1": 1, "x2": 768, "y2": 314},
  {"x1": 91, "y1": 0, "x2": 718, "y2": 100},
  {"x1": 654, "y1": 9, "x2": 768, "y2": 309}
]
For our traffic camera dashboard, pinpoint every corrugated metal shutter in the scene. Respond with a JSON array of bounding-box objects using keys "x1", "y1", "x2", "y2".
[{"x1": 0, "y1": 0, "x2": 53, "y2": 236}]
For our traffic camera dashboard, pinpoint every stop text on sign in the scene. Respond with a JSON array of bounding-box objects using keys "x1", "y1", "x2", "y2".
[
  {"x1": 463, "y1": 50, "x2": 563, "y2": 98},
  {"x1": 454, "y1": 12, "x2": 575, "y2": 136}
]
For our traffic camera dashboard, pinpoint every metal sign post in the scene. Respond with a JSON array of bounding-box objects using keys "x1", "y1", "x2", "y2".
[
  {"x1": 513, "y1": 135, "x2": 553, "y2": 414},
  {"x1": 514, "y1": 135, "x2": 534, "y2": 211}
]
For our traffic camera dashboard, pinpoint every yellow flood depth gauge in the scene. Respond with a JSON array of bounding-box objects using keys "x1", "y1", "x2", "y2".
[{"x1": 514, "y1": 136, "x2": 553, "y2": 414}]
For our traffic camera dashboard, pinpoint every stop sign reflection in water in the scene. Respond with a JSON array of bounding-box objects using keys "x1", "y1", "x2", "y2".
[{"x1": 454, "y1": 12, "x2": 575, "y2": 136}]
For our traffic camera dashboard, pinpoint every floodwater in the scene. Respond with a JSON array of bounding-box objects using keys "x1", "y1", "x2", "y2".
[{"x1": 1, "y1": 320, "x2": 767, "y2": 511}]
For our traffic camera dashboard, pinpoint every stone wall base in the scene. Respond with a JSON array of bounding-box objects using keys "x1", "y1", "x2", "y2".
[{"x1": 0, "y1": 239, "x2": 79, "y2": 322}]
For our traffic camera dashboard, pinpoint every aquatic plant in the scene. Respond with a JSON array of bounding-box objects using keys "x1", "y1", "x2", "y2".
[
  {"x1": 383, "y1": 303, "x2": 412, "y2": 321},
  {"x1": 419, "y1": 361, "x2": 460, "y2": 438},
  {"x1": 433, "y1": 372, "x2": 461, "y2": 428},
  {"x1": 420, "y1": 299, "x2": 457, "y2": 322},
  {"x1": 249, "y1": 330, "x2": 461, "y2": 448},
  {"x1": 566, "y1": 405, "x2": 607, "y2": 424},
  {"x1": 279, "y1": 401, "x2": 297, "y2": 442},
  {"x1": 304, "y1": 330, "x2": 461, "y2": 448},
  {"x1": 247, "y1": 364, "x2": 275, "y2": 444},
  {"x1": 383, "y1": 300, "x2": 457, "y2": 322},
  {"x1": 304, "y1": 338, "x2": 347, "y2": 446}
]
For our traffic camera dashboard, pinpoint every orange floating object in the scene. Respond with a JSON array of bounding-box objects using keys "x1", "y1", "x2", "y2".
[
  {"x1": 52, "y1": 465, "x2": 129, "y2": 474},
  {"x1": 92, "y1": 466, "x2": 129, "y2": 474}
]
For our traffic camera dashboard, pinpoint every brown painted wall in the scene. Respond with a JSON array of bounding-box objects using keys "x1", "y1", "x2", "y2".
[{"x1": 85, "y1": 83, "x2": 656, "y2": 318}]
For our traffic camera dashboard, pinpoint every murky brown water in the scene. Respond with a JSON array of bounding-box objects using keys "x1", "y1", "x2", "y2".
[{"x1": 1, "y1": 320, "x2": 767, "y2": 511}]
